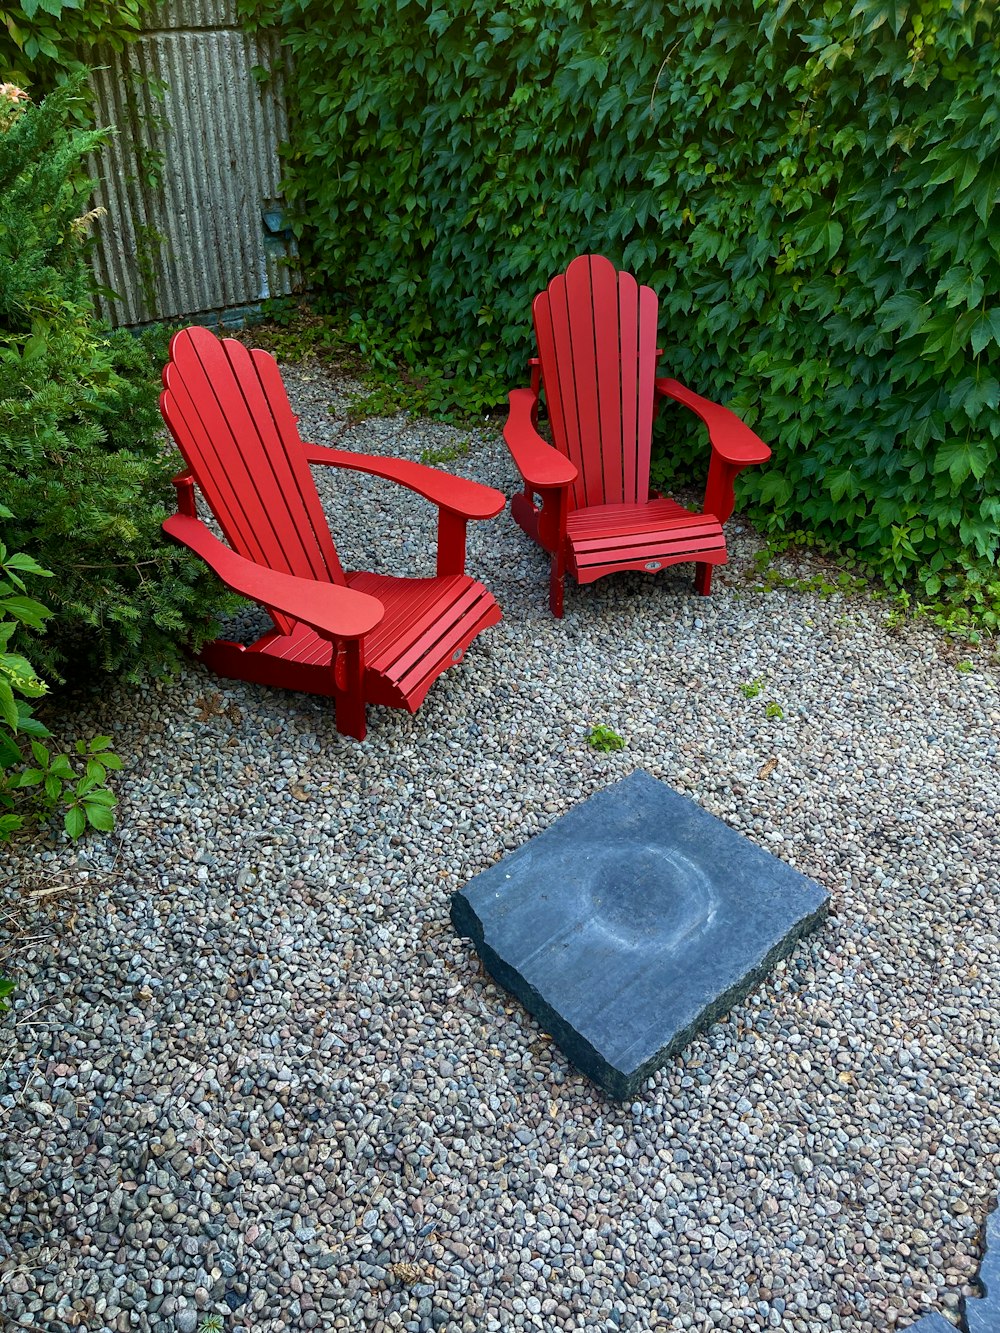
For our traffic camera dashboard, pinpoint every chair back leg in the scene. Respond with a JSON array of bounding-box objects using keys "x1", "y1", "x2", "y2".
[{"x1": 694, "y1": 563, "x2": 714, "y2": 596}]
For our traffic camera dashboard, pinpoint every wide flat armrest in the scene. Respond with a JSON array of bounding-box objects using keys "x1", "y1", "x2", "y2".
[
  {"x1": 163, "y1": 514, "x2": 384, "y2": 639},
  {"x1": 303, "y1": 444, "x2": 505, "y2": 520},
  {"x1": 656, "y1": 378, "x2": 771, "y2": 466},
  {"x1": 504, "y1": 389, "x2": 578, "y2": 489}
]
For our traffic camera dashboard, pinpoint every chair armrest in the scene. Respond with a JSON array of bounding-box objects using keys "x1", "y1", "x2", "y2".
[
  {"x1": 655, "y1": 378, "x2": 771, "y2": 466},
  {"x1": 504, "y1": 389, "x2": 578, "y2": 489},
  {"x1": 303, "y1": 444, "x2": 505, "y2": 520},
  {"x1": 163, "y1": 514, "x2": 384, "y2": 640}
]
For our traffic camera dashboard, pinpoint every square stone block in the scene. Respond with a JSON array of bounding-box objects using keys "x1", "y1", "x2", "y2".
[{"x1": 451, "y1": 770, "x2": 830, "y2": 1099}]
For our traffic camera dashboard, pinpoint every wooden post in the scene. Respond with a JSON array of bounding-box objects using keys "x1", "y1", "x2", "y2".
[
  {"x1": 437, "y1": 509, "x2": 468, "y2": 577},
  {"x1": 334, "y1": 639, "x2": 366, "y2": 740}
]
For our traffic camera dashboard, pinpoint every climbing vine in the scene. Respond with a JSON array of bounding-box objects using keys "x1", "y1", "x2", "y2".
[
  {"x1": 0, "y1": 0, "x2": 153, "y2": 91},
  {"x1": 243, "y1": 0, "x2": 999, "y2": 620}
]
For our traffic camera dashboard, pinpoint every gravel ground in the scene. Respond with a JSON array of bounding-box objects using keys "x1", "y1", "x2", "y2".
[{"x1": 2, "y1": 357, "x2": 998, "y2": 1333}]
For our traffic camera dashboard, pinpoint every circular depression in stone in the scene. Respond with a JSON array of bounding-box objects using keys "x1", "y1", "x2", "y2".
[{"x1": 564, "y1": 841, "x2": 718, "y2": 953}]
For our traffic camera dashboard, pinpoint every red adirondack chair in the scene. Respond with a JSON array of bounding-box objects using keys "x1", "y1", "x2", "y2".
[
  {"x1": 505, "y1": 254, "x2": 771, "y2": 616},
  {"x1": 160, "y1": 327, "x2": 505, "y2": 740}
]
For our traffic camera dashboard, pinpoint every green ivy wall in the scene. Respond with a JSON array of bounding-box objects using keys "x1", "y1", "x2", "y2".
[{"x1": 250, "y1": 0, "x2": 999, "y2": 598}]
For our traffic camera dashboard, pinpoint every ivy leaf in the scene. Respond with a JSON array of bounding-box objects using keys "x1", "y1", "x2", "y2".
[
  {"x1": 828, "y1": 468, "x2": 860, "y2": 502},
  {"x1": 426, "y1": 9, "x2": 451, "y2": 37},
  {"x1": 81, "y1": 789, "x2": 116, "y2": 807},
  {"x1": 879, "y1": 293, "x2": 926, "y2": 338},
  {"x1": 969, "y1": 160, "x2": 1000, "y2": 224},
  {"x1": 14, "y1": 706, "x2": 51, "y2": 739},
  {"x1": 0, "y1": 680, "x2": 18, "y2": 731},
  {"x1": 0, "y1": 596, "x2": 53, "y2": 631},
  {"x1": 951, "y1": 376, "x2": 1000, "y2": 418},
  {"x1": 0, "y1": 732, "x2": 21, "y2": 768},
  {"x1": 935, "y1": 267, "x2": 985, "y2": 311},
  {"x1": 3, "y1": 553, "x2": 52, "y2": 579},
  {"x1": 49, "y1": 755, "x2": 75, "y2": 780},
  {"x1": 64, "y1": 806, "x2": 86, "y2": 840},
  {"x1": 759, "y1": 473, "x2": 794, "y2": 507},
  {"x1": 970, "y1": 309, "x2": 1000, "y2": 357},
  {"x1": 934, "y1": 439, "x2": 991, "y2": 487},
  {"x1": 84, "y1": 801, "x2": 115, "y2": 832}
]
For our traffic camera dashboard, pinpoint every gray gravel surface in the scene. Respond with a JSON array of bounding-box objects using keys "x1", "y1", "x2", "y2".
[{"x1": 2, "y1": 358, "x2": 998, "y2": 1333}]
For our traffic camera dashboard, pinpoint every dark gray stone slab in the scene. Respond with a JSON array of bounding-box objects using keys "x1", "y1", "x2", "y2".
[
  {"x1": 966, "y1": 1201, "x2": 1000, "y2": 1333},
  {"x1": 903, "y1": 1198, "x2": 999, "y2": 1332},
  {"x1": 451, "y1": 770, "x2": 830, "y2": 1098}
]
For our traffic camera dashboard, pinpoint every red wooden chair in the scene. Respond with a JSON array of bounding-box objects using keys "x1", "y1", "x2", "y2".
[
  {"x1": 504, "y1": 254, "x2": 771, "y2": 616},
  {"x1": 160, "y1": 326, "x2": 505, "y2": 740}
]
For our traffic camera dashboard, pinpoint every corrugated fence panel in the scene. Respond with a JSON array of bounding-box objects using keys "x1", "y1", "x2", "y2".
[
  {"x1": 145, "y1": 0, "x2": 239, "y2": 28},
  {"x1": 89, "y1": 6, "x2": 295, "y2": 326}
]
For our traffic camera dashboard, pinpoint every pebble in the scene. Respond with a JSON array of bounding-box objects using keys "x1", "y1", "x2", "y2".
[{"x1": 1, "y1": 358, "x2": 997, "y2": 1333}]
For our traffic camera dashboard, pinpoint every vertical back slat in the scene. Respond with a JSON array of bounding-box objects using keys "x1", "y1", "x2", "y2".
[
  {"x1": 162, "y1": 328, "x2": 346, "y2": 594},
  {"x1": 536, "y1": 272, "x2": 587, "y2": 508},
  {"x1": 618, "y1": 270, "x2": 641, "y2": 504},
  {"x1": 161, "y1": 327, "x2": 347, "y2": 635},
  {"x1": 242, "y1": 346, "x2": 345, "y2": 582},
  {"x1": 635, "y1": 284, "x2": 660, "y2": 499},
  {"x1": 565, "y1": 257, "x2": 603, "y2": 507},
  {"x1": 591, "y1": 257, "x2": 626, "y2": 504},
  {"x1": 534, "y1": 255, "x2": 658, "y2": 511},
  {"x1": 176, "y1": 332, "x2": 331, "y2": 581},
  {"x1": 162, "y1": 359, "x2": 278, "y2": 570}
]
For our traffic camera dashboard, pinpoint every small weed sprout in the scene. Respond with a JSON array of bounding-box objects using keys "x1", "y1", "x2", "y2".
[
  {"x1": 955, "y1": 660, "x2": 974, "y2": 673},
  {"x1": 419, "y1": 439, "x2": 471, "y2": 465},
  {"x1": 587, "y1": 724, "x2": 625, "y2": 752},
  {"x1": 198, "y1": 1317, "x2": 224, "y2": 1333},
  {"x1": 739, "y1": 677, "x2": 764, "y2": 699},
  {"x1": 765, "y1": 702, "x2": 785, "y2": 720}
]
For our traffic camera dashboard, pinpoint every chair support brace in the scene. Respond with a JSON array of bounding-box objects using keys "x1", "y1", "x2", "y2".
[{"x1": 437, "y1": 509, "x2": 468, "y2": 576}]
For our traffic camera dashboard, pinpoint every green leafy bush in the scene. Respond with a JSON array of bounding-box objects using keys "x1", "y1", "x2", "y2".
[
  {"x1": 0, "y1": 77, "x2": 232, "y2": 683},
  {"x1": 0, "y1": 522, "x2": 120, "y2": 840},
  {"x1": 246, "y1": 0, "x2": 1000, "y2": 618}
]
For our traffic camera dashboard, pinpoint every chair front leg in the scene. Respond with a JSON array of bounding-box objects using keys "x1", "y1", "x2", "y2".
[
  {"x1": 538, "y1": 487, "x2": 569, "y2": 618},
  {"x1": 536, "y1": 485, "x2": 568, "y2": 552},
  {"x1": 437, "y1": 508, "x2": 469, "y2": 576},
  {"x1": 333, "y1": 637, "x2": 367, "y2": 741},
  {"x1": 699, "y1": 452, "x2": 752, "y2": 597},
  {"x1": 702, "y1": 452, "x2": 742, "y2": 527},
  {"x1": 510, "y1": 481, "x2": 570, "y2": 616}
]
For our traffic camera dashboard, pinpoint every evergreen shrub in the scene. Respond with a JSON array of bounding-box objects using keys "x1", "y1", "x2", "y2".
[
  {"x1": 247, "y1": 0, "x2": 999, "y2": 618},
  {"x1": 0, "y1": 77, "x2": 231, "y2": 682}
]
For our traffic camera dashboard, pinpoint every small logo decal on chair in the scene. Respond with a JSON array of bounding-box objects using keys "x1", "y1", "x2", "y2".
[
  {"x1": 645, "y1": 561, "x2": 662, "y2": 571},
  {"x1": 452, "y1": 648, "x2": 464, "y2": 662}
]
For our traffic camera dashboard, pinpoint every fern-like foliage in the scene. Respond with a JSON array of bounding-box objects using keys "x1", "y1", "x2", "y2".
[{"x1": 0, "y1": 76, "x2": 234, "y2": 683}]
